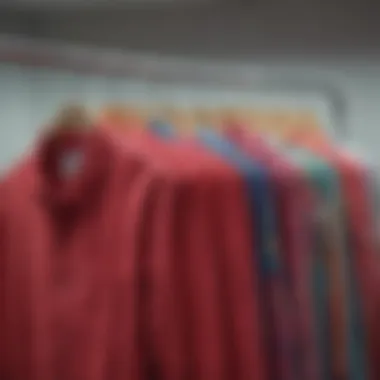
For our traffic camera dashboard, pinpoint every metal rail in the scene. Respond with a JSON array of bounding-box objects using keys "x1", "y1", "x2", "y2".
[{"x1": 0, "y1": 34, "x2": 347, "y2": 136}]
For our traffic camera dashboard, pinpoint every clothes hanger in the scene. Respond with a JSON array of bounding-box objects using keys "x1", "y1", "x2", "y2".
[
  {"x1": 282, "y1": 111, "x2": 324, "y2": 141},
  {"x1": 246, "y1": 109, "x2": 268, "y2": 134},
  {"x1": 123, "y1": 104, "x2": 148, "y2": 128},
  {"x1": 235, "y1": 108, "x2": 286, "y2": 136},
  {"x1": 150, "y1": 104, "x2": 178, "y2": 125},
  {"x1": 217, "y1": 107, "x2": 247, "y2": 131},
  {"x1": 100, "y1": 103, "x2": 147, "y2": 130},
  {"x1": 157, "y1": 106, "x2": 197, "y2": 135},
  {"x1": 233, "y1": 109, "x2": 317, "y2": 153},
  {"x1": 49, "y1": 103, "x2": 93, "y2": 135},
  {"x1": 192, "y1": 107, "x2": 222, "y2": 129}
]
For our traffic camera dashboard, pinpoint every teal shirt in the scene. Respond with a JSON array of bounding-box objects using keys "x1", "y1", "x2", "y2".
[
  {"x1": 287, "y1": 149, "x2": 367, "y2": 380},
  {"x1": 288, "y1": 151, "x2": 335, "y2": 380}
]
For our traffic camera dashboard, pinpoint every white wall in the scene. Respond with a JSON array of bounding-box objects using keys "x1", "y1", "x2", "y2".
[
  {"x1": 1, "y1": 3, "x2": 380, "y2": 173},
  {"x1": 0, "y1": 60, "x2": 379, "y2": 172}
]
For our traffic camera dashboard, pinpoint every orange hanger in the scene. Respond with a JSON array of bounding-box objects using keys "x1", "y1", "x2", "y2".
[
  {"x1": 193, "y1": 107, "x2": 221, "y2": 129},
  {"x1": 99, "y1": 104, "x2": 126, "y2": 126},
  {"x1": 256, "y1": 109, "x2": 292, "y2": 140},
  {"x1": 159, "y1": 106, "x2": 198, "y2": 135},
  {"x1": 284, "y1": 111, "x2": 330, "y2": 146},
  {"x1": 245, "y1": 109, "x2": 270, "y2": 134},
  {"x1": 265, "y1": 109, "x2": 289, "y2": 137},
  {"x1": 148, "y1": 104, "x2": 165, "y2": 122},
  {"x1": 236, "y1": 109, "x2": 258, "y2": 132},
  {"x1": 100, "y1": 103, "x2": 147, "y2": 130},
  {"x1": 218, "y1": 107, "x2": 243, "y2": 127}
]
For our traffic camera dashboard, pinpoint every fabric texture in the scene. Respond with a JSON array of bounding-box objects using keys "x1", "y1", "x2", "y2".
[
  {"x1": 119, "y1": 130, "x2": 267, "y2": 380},
  {"x1": 296, "y1": 138, "x2": 376, "y2": 380},
  {"x1": 0, "y1": 129, "x2": 163, "y2": 380},
  {"x1": 226, "y1": 125, "x2": 321, "y2": 380},
  {"x1": 284, "y1": 148, "x2": 350, "y2": 380},
  {"x1": 198, "y1": 129, "x2": 292, "y2": 380},
  {"x1": 2, "y1": 118, "x2": 380, "y2": 380}
]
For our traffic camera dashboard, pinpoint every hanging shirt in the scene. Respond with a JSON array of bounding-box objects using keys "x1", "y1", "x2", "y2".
[
  {"x1": 302, "y1": 140, "x2": 376, "y2": 380},
  {"x1": 118, "y1": 129, "x2": 267, "y2": 380},
  {"x1": 285, "y1": 148, "x2": 350, "y2": 380},
  {"x1": 226, "y1": 126, "x2": 321, "y2": 380},
  {"x1": 332, "y1": 157, "x2": 369, "y2": 380},
  {"x1": 0, "y1": 129, "x2": 166, "y2": 380},
  {"x1": 198, "y1": 129, "x2": 293, "y2": 380}
]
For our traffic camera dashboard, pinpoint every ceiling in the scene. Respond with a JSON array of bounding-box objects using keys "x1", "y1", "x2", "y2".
[
  {"x1": 0, "y1": 1, "x2": 380, "y2": 62},
  {"x1": 0, "y1": 0, "x2": 216, "y2": 9}
]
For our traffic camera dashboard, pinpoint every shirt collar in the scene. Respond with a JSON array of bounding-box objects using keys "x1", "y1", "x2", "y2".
[{"x1": 36, "y1": 129, "x2": 113, "y2": 211}]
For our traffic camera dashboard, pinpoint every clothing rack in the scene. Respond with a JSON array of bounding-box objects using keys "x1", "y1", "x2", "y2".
[
  {"x1": 0, "y1": 34, "x2": 347, "y2": 136},
  {"x1": 2, "y1": 34, "x2": 380, "y2": 380}
]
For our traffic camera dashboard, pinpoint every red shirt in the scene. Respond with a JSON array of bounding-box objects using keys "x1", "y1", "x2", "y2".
[
  {"x1": 0, "y1": 129, "x2": 163, "y2": 380},
  {"x1": 327, "y1": 151, "x2": 380, "y2": 380},
  {"x1": 117, "y1": 131, "x2": 267, "y2": 380}
]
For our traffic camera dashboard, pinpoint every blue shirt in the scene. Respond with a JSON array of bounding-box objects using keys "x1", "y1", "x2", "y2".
[
  {"x1": 149, "y1": 120, "x2": 175, "y2": 139},
  {"x1": 198, "y1": 129, "x2": 290, "y2": 380},
  {"x1": 287, "y1": 149, "x2": 367, "y2": 380},
  {"x1": 198, "y1": 129, "x2": 280, "y2": 274}
]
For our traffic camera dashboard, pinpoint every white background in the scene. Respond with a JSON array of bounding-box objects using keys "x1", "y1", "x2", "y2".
[{"x1": 0, "y1": 60, "x2": 378, "y2": 172}]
